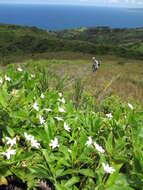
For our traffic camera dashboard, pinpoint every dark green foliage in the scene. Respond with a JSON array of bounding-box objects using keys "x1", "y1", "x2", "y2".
[
  {"x1": 55, "y1": 27, "x2": 143, "y2": 59},
  {"x1": 0, "y1": 24, "x2": 143, "y2": 64},
  {"x1": 0, "y1": 24, "x2": 98, "y2": 63}
]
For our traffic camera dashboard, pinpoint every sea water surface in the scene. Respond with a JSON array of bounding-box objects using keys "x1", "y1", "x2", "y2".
[{"x1": 0, "y1": 4, "x2": 143, "y2": 30}]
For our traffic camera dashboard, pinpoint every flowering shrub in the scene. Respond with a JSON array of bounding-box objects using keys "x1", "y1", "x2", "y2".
[{"x1": 0, "y1": 64, "x2": 142, "y2": 190}]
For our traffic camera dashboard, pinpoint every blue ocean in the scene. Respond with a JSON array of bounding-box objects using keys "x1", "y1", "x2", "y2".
[{"x1": 0, "y1": 4, "x2": 143, "y2": 30}]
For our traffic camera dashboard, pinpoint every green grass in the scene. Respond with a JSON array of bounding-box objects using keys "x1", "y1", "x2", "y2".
[{"x1": 17, "y1": 54, "x2": 143, "y2": 102}]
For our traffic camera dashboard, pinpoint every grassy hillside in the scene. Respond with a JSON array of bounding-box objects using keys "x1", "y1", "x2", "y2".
[
  {"x1": 0, "y1": 24, "x2": 143, "y2": 64},
  {"x1": 0, "y1": 24, "x2": 96, "y2": 64},
  {"x1": 12, "y1": 55, "x2": 143, "y2": 102},
  {"x1": 55, "y1": 27, "x2": 143, "y2": 58},
  {"x1": 0, "y1": 24, "x2": 142, "y2": 101}
]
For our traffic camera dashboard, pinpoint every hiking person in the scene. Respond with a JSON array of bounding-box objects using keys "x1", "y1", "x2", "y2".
[{"x1": 92, "y1": 57, "x2": 100, "y2": 72}]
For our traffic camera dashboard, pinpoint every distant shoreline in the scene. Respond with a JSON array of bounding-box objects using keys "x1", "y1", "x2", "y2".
[{"x1": 0, "y1": 23, "x2": 143, "y2": 32}]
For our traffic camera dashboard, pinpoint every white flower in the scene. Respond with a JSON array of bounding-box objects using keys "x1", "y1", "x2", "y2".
[
  {"x1": 0, "y1": 77, "x2": 3, "y2": 84},
  {"x1": 45, "y1": 108, "x2": 52, "y2": 113},
  {"x1": 40, "y1": 93, "x2": 44, "y2": 99},
  {"x1": 24, "y1": 132, "x2": 40, "y2": 149},
  {"x1": 30, "y1": 138, "x2": 40, "y2": 149},
  {"x1": 128, "y1": 103, "x2": 133, "y2": 110},
  {"x1": 17, "y1": 67, "x2": 23, "y2": 72},
  {"x1": 55, "y1": 116, "x2": 63, "y2": 121},
  {"x1": 1, "y1": 149, "x2": 16, "y2": 160},
  {"x1": 102, "y1": 163, "x2": 115, "y2": 174},
  {"x1": 31, "y1": 74, "x2": 35, "y2": 78},
  {"x1": 4, "y1": 75, "x2": 11, "y2": 82},
  {"x1": 33, "y1": 101, "x2": 39, "y2": 111},
  {"x1": 106, "y1": 113, "x2": 113, "y2": 120},
  {"x1": 64, "y1": 122, "x2": 71, "y2": 132},
  {"x1": 86, "y1": 137, "x2": 93, "y2": 146},
  {"x1": 58, "y1": 92, "x2": 62, "y2": 97},
  {"x1": 6, "y1": 137, "x2": 16, "y2": 147},
  {"x1": 68, "y1": 149, "x2": 72, "y2": 153},
  {"x1": 49, "y1": 137, "x2": 59, "y2": 149},
  {"x1": 59, "y1": 107, "x2": 65, "y2": 113},
  {"x1": 58, "y1": 98, "x2": 65, "y2": 104},
  {"x1": 94, "y1": 142, "x2": 105, "y2": 154},
  {"x1": 39, "y1": 115, "x2": 45, "y2": 124},
  {"x1": 24, "y1": 132, "x2": 33, "y2": 141}
]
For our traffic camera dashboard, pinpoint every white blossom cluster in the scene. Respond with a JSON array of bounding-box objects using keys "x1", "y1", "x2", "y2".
[
  {"x1": 86, "y1": 137, "x2": 105, "y2": 154},
  {"x1": 85, "y1": 136, "x2": 115, "y2": 173},
  {"x1": 24, "y1": 132, "x2": 40, "y2": 149},
  {"x1": 31, "y1": 91, "x2": 71, "y2": 150},
  {"x1": 0, "y1": 75, "x2": 118, "y2": 177},
  {"x1": 1, "y1": 137, "x2": 17, "y2": 160}
]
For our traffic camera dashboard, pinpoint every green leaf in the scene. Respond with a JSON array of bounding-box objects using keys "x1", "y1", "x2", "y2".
[
  {"x1": 105, "y1": 132, "x2": 113, "y2": 155},
  {"x1": 29, "y1": 166, "x2": 48, "y2": 179},
  {"x1": 71, "y1": 141, "x2": 78, "y2": 162},
  {"x1": 55, "y1": 183, "x2": 70, "y2": 190},
  {"x1": 65, "y1": 176, "x2": 80, "y2": 187},
  {"x1": 0, "y1": 167, "x2": 11, "y2": 177},
  {"x1": 55, "y1": 169, "x2": 65, "y2": 178},
  {"x1": 79, "y1": 128, "x2": 87, "y2": 151},
  {"x1": 79, "y1": 169, "x2": 95, "y2": 178},
  {"x1": 106, "y1": 185, "x2": 133, "y2": 190},
  {"x1": 0, "y1": 88, "x2": 9, "y2": 107},
  {"x1": 6, "y1": 126, "x2": 15, "y2": 137},
  {"x1": 44, "y1": 123, "x2": 52, "y2": 144},
  {"x1": 106, "y1": 173, "x2": 134, "y2": 190}
]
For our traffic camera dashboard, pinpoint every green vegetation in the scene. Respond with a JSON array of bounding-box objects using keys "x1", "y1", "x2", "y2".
[
  {"x1": 0, "y1": 24, "x2": 95, "y2": 64},
  {"x1": 0, "y1": 24, "x2": 143, "y2": 189},
  {"x1": 55, "y1": 27, "x2": 143, "y2": 59},
  {"x1": 22, "y1": 56, "x2": 143, "y2": 102},
  {"x1": 1, "y1": 24, "x2": 143, "y2": 64},
  {"x1": 0, "y1": 63, "x2": 143, "y2": 190}
]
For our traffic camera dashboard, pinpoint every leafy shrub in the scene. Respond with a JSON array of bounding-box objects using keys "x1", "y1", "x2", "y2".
[{"x1": 0, "y1": 64, "x2": 142, "y2": 190}]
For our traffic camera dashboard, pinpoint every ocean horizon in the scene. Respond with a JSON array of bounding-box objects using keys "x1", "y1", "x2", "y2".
[{"x1": 0, "y1": 4, "x2": 143, "y2": 30}]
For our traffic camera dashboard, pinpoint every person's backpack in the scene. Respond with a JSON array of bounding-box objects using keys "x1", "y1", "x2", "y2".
[{"x1": 97, "y1": 60, "x2": 100, "y2": 67}]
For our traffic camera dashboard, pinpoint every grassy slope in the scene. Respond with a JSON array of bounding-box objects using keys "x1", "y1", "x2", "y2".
[
  {"x1": 1, "y1": 24, "x2": 143, "y2": 64},
  {"x1": 0, "y1": 24, "x2": 98, "y2": 64},
  {"x1": 55, "y1": 27, "x2": 143, "y2": 46},
  {"x1": 58, "y1": 27, "x2": 143, "y2": 59},
  {"x1": 0, "y1": 24, "x2": 143, "y2": 101},
  {"x1": 16, "y1": 54, "x2": 143, "y2": 102}
]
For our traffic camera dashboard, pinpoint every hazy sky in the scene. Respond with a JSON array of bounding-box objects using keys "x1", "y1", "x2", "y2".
[{"x1": 0, "y1": 0, "x2": 143, "y2": 7}]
